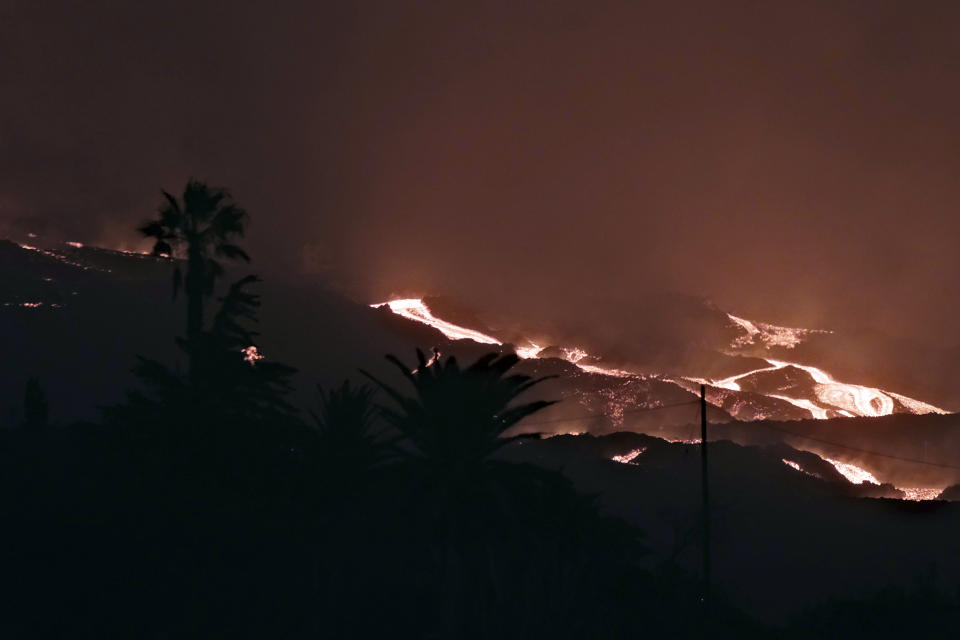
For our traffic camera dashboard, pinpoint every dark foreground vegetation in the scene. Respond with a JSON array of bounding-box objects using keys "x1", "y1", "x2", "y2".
[{"x1": 3, "y1": 182, "x2": 959, "y2": 638}]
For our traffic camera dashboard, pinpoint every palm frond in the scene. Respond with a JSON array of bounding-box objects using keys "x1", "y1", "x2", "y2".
[
  {"x1": 208, "y1": 203, "x2": 248, "y2": 240},
  {"x1": 365, "y1": 351, "x2": 556, "y2": 469},
  {"x1": 182, "y1": 180, "x2": 228, "y2": 223},
  {"x1": 161, "y1": 189, "x2": 182, "y2": 214},
  {"x1": 138, "y1": 220, "x2": 164, "y2": 239},
  {"x1": 214, "y1": 243, "x2": 250, "y2": 262}
]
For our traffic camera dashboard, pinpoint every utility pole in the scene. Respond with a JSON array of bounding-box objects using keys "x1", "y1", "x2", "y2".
[{"x1": 700, "y1": 384, "x2": 711, "y2": 616}]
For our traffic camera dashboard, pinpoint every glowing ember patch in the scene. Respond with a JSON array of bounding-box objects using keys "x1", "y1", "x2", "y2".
[
  {"x1": 113, "y1": 246, "x2": 155, "y2": 256},
  {"x1": 824, "y1": 457, "x2": 880, "y2": 485},
  {"x1": 898, "y1": 488, "x2": 941, "y2": 501},
  {"x1": 66, "y1": 241, "x2": 84, "y2": 248},
  {"x1": 780, "y1": 459, "x2": 822, "y2": 479},
  {"x1": 3, "y1": 301, "x2": 59, "y2": 308},
  {"x1": 611, "y1": 448, "x2": 646, "y2": 464},
  {"x1": 782, "y1": 459, "x2": 802, "y2": 472},
  {"x1": 241, "y1": 345, "x2": 264, "y2": 365},
  {"x1": 412, "y1": 349, "x2": 441, "y2": 373},
  {"x1": 563, "y1": 347, "x2": 589, "y2": 363},
  {"x1": 516, "y1": 343, "x2": 543, "y2": 359},
  {"x1": 17, "y1": 242, "x2": 110, "y2": 273},
  {"x1": 575, "y1": 362, "x2": 634, "y2": 377},
  {"x1": 887, "y1": 392, "x2": 948, "y2": 416},
  {"x1": 727, "y1": 313, "x2": 826, "y2": 349}
]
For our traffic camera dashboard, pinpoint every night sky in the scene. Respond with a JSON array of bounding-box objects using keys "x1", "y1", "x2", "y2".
[{"x1": 3, "y1": 1, "x2": 960, "y2": 344}]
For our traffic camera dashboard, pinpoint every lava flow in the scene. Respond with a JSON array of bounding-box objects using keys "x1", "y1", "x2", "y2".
[
  {"x1": 376, "y1": 299, "x2": 501, "y2": 345},
  {"x1": 374, "y1": 297, "x2": 947, "y2": 419},
  {"x1": 711, "y1": 357, "x2": 946, "y2": 419},
  {"x1": 823, "y1": 457, "x2": 881, "y2": 485},
  {"x1": 372, "y1": 298, "x2": 631, "y2": 377},
  {"x1": 372, "y1": 297, "x2": 952, "y2": 501}
]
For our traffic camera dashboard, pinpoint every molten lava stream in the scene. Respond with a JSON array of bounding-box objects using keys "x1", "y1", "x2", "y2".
[
  {"x1": 374, "y1": 299, "x2": 500, "y2": 344},
  {"x1": 373, "y1": 298, "x2": 947, "y2": 421},
  {"x1": 371, "y1": 298, "x2": 632, "y2": 377}
]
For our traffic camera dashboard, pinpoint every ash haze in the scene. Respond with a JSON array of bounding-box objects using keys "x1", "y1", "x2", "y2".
[{"x1": 3, "y1": 1, "x2": 960, "y2": 344}]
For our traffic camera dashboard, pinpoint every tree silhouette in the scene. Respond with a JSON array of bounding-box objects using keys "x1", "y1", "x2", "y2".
[
  {"x1": 198, "y1": 274, "x2": 297, "y2": 419},
  {"x1": 362, "y1": 350, "x2": 554, "y2": 479},
  {"x1": 107, "y1": 274, "x2": 297, "y2": 435},
  {"x1": 111, "y1": 199, "x2": 297, "y2": 457},
  {"x1": 362, "y1": 350, "x2": 558, "y2": 635},
  {"x1": 138, "y1": 180, "x2": 249, "y2": 383}
]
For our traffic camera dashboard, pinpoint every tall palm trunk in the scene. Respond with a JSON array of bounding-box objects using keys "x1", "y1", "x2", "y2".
[{"x1": 186, "y1": 244, "x2": 205, "y2": 385}]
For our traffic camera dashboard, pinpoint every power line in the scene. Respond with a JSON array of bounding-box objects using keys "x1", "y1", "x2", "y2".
[
  {"x1": 699, "y1": 384, "x2": 711, "y2": 613},
  {"x1": 518, "y1": 395, "x2": 960, "y2": 473},
  {"x1": 745, "y1": 420, "x2": 960, "y2": 472}
]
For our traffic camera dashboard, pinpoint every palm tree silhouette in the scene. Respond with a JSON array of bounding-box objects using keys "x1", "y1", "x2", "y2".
[
  {"x1": 362, "y1": 349, "x2": 554, "y2": 482},
  {"x1": 138, "y1": 180, "x2": 249, "y2": 382},
  {"x1": 363, "y1": 350, "x2": 557, "y2": 635}
]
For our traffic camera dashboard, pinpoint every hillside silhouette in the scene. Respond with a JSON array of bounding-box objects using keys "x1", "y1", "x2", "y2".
[{"x1": 2, "y1": 182, "x2": 960, "y2": 638}]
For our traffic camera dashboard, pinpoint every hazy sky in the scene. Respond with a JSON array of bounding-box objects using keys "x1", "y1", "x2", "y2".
[{"x1": 3, "y1": 1, "x2": 960, "y2": 343}]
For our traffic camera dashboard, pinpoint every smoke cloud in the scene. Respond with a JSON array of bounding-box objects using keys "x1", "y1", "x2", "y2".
[{"x1": 3, "y1": 1, "x2": 960, "y2": 344}]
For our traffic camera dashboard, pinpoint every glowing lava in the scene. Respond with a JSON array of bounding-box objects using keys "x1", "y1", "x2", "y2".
[
  {"x1": 241, "y1": 345, "x2": 264, "y2": 365},
  {"x1": 712, "y1": 361, "x2": 786, "y2": 391},
  {"x1": 515, "y1": 343, "x2": 544, "y2": 359},
  {"x1": 15, "y1": 241, "x2": 110, "y2": 273},
  {"x1": 710, "y1": 358, "x2": 946, "y2": 419},
  {"x1": 373, "y1": 297, "x2": 947, "y2": 422},
  {"x1": 899, "y1": 488, "x2": 941, "y2": 501},
  {"x1": 374, "y1": 299, "x2": 500, "y2": 345},
  {"x1": 371, "y1": 298, "x2": 632, "y2": 377},
  {"x1": 611, "y1": 448, "x2": 646, "y2": 464},
  {"x1": 887, "y1": 392, "x2": 946, "y2": 416},
  {"x1": 727, "y1": 314, "x2": 823, "y2": 349},
  {"x1": 369, "y1": 296, "x2": 954, "y2": 503},
  {"x1": 823, "y1": 457, "x2": 880, "y2": 485},
  {"x1": 767, "y1": 359, "x2": 895, "y2": 417},
  {"x1": 769, "y1": 394, "x2": 830, "y2": 420},
  {"x1": 782, "y1": 459, "x2": 803, "y2": 472}
]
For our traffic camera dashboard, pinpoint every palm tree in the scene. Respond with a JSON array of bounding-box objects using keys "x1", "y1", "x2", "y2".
[
  {"x1": 138, "y1": 180, "x2": 250, "y2": 380},
  {"x1": 362, "y1": 350, "x2": 557, "y2": 635},
  {"x1": 362, "y1": 349, "x2": 554, "y2": 484},
  {"x1": 201, "y1": 274, "x2": 297, "y2": 417}
]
